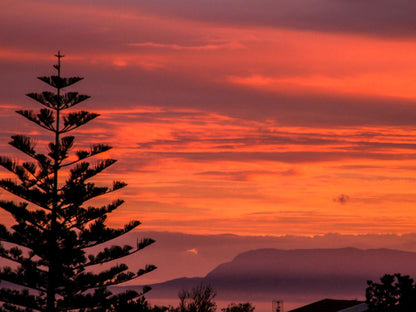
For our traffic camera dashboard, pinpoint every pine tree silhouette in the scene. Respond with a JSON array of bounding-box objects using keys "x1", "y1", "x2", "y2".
[{"x1": 0, "y1": 52, "x2": 156, "y2": 312}]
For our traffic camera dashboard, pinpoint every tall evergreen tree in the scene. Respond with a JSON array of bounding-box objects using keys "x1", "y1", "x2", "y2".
[{"x1": 0, "y1": 52, "x2": 156, "y2": 312}]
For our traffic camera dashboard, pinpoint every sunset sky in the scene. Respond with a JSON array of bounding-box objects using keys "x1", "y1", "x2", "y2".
[{"x1": 3, "y1": 0, "x2": 416, "y2": 237}]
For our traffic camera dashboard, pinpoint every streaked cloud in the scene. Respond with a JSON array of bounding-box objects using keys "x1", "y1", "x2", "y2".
[
  {"x1": 128, "y1": 41, "x2": 245, "y2": 51},
  {"x1": 1, "y1": 0, "x2": 416, "y2": 237},
  {"x1": 124, "y1": 0, "x2": 416, "y2": 38}
]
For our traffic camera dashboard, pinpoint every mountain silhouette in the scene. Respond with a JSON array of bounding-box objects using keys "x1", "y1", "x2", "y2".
[{"x1": 131, "y1": 247, "x2": 416, "y2": 302}]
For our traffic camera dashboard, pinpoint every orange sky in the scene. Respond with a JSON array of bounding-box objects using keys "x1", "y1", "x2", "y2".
[{"x1": 2, "y1": 0, "x2": 416, "y2": 236}]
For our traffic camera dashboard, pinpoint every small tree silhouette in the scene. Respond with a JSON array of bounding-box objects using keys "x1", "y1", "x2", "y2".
[
  {"x1": 366, "y1": 273, "x2": 416, "y2": 312},
  {"x1": 0, "y1": 52, "x2": 156, "y2": 312},
  {"x1": 221, "y1": 303, "x2": 255, "y2": 312},
  {"x1": 178, "y1": 284, "x2": 217, "y2": 312}
]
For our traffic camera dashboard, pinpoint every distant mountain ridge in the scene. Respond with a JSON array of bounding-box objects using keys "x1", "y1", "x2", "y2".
[
  {"x1": 136, "y1": 247, "x2": 416, "y2": 302},
  {"x1": 207, "y1": 247, "x2": 416, "y2": 278},
  {"x1": 98, "y1": 231, "x2": 416, "y2": 285}
]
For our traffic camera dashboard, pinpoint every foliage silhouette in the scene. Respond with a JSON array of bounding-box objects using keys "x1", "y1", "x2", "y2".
[
  {"x1": 177, "y1": 284, "x2": 217, "y2": 312},
  {"x1": 221, "y1": 303, "x2": 254, "y2": 312},
  {"x1": 366, "y1": 273, "x2": 416, "y2": 312},
  {"x1": 0, "y1": 52, "x2": 156, "y2": 312}
]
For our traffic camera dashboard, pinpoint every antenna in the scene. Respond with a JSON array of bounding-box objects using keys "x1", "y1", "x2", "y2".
[
  {"x1": 54, "y1": 50, "x2": 64, "y2": 76},
  {"x1": 272, "y1": 300, "x2": 283, "y2": 312}
]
